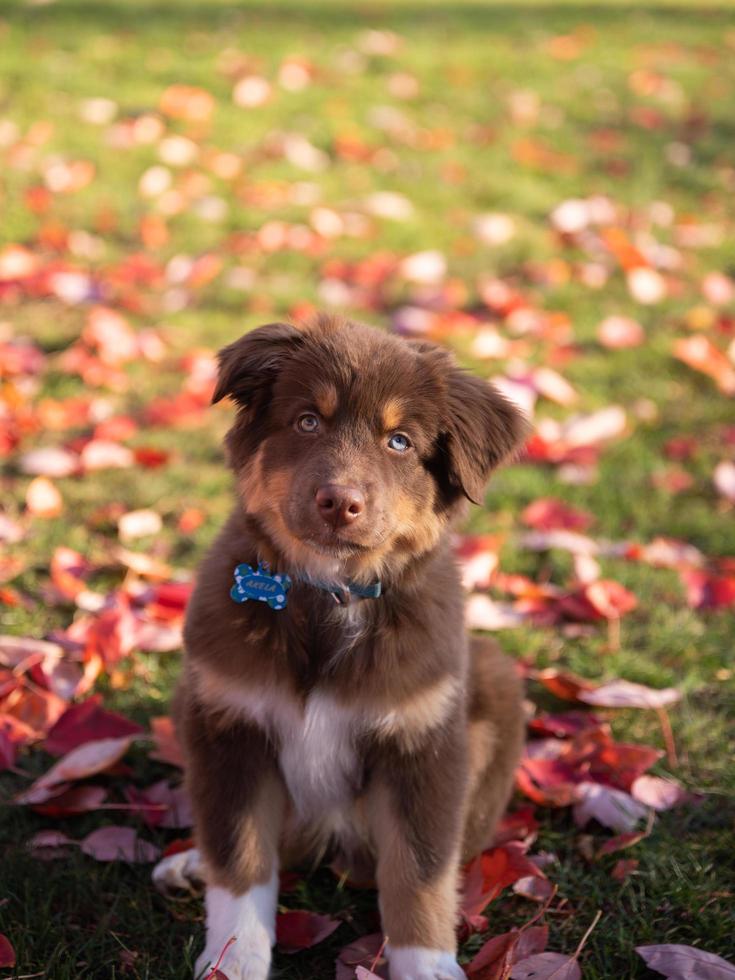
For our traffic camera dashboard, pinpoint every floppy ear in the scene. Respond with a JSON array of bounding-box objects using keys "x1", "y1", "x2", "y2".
[
  {"x1": 441, "y1": 368, "x2": 529, "y2": 505},
  {"x1": 211, "y1": 322, "x2": 304, "y2": 406},
  {"x1": 411, "y1": 340, "x2": 529, "y2": 504}
]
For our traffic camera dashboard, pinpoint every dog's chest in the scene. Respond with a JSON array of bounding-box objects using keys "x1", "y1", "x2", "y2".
[{"x1": 277, "y1": 691, "x2": 360, "y2": 815}]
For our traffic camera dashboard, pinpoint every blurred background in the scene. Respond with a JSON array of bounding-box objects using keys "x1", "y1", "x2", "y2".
[{"x1": 1, "y1": 1, "x2": 734, "y2": 978}]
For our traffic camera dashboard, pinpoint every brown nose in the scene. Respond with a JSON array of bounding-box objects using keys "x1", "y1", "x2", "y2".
[{"x1": 315, "y1": 484, "x2": 365, "y2": 529}]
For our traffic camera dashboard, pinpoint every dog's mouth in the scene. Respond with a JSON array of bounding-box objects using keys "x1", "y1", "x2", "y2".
[{"x1": 299, "y1": 530, "x2": 371, "y2": 556}]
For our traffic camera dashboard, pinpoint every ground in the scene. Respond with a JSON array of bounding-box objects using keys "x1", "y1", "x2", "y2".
[{"x1": 1, "y1": 1, "x2": 734, "y2": 978}]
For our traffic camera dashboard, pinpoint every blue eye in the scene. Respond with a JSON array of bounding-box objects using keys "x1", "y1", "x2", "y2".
[
  {"x1": 388, "y1": 433, "x2": 411, "y2": 453},
  {"x1": 297, "y1": 413, "x2": 320, "y2": 433}
]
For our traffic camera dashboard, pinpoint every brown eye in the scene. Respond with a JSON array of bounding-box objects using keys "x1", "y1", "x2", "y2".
[{"x1": 296, "y1": 413, "x2": 320, "y2": 433}]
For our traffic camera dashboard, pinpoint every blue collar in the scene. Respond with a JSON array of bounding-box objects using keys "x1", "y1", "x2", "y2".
[
  {"x1": 230, "y1": 562, "x2": 381, "y2": 610},
  {"x1": 308, "y1": 578, "x2": 382, "y2": 606}
]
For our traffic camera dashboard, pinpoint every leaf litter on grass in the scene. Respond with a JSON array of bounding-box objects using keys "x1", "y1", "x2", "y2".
[{"x1": 1, "y1": 4, "x2": 734, "y2": 977}]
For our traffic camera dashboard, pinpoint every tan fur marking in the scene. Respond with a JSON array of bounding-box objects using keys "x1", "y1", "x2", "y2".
[
  {"x1": 374, "y1": 675, "x2": 459, "y2": 748},
  {"x1": 467, "y1": 719, "x2": 498, "y2": 794},
  {"x1": 369, "y1": 782, "x2": 459, "y2": 951},
  {"x1": 231, "y1": 774, "x2": 285, "y2": 889},
  {"x1": 314, "y1": 383, "x2": 339, "y2": 419},
  {"x1": 382, "y1": 397, "x2": 406, "y2": 432}
]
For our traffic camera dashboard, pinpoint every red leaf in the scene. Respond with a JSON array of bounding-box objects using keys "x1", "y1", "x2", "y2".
[
  {"x1": 467, "y1": 926, "x2": 549, "y2": 980},
  {"x1": 462, "y1": 842, "x2": 546, "y2": 918},
  {"x1": 80, "y1": 825, "x2": 160, "y2": 863},
  {"x1": 597, "y1": 829, "x2": 649, "y2": 857},
  {"x1": 679, "y1": 568, "x2": 735, "y2": 610},
  {"x1": 50, "y1": 546, "x2": 92, "y2": 600},
  {"x1": 0, "y1": 934, "x2": 16, "y2": 967},
  {"x1": 516, "y1": 758, "x2": 579, "y2": 807},
  {"x1": 275, "y1": 910, "x2": 340, "y2": 953},
  {"x1": 32, "y1": 785, "x2": 107, "y2": 816},
  {"x1": 150, "y1": 715, "x2": 185, "y2": 768},
  {"x1": 44, "y1": 695, "x2": 144, "y2": 755},
  {"x1": 636, "y1": 944, "x2": 735, "y2": 979},
  {"x1": 611, "y1": 858, "x2": 638, "y2": 881},
  {"x1": 492, "y1": 806, "x2": 540, "y2": 846},
  {"x1": 534, "y1": 669, "x2": 597, "y2": 702},
  {"x1": 529, "y1": 712, "x2": 602, "y2": 738},
  {"x1": 0, "y1": 729, "x2": 16, "y2": 771},
  {"x1": 522, "y1": 499, "x2": 594, "y2": 532}
]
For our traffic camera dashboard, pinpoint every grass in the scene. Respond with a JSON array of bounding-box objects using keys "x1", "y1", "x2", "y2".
[{"x1": 1, "y1": 0, "x2": 735, "y2": 976}]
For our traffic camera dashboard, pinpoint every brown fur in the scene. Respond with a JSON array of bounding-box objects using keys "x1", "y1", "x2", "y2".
[{"x1": 176, "y1": 313, "x2": 529, "y2": 958}]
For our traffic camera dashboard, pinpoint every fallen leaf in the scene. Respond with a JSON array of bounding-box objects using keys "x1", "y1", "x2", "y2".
[
  {"x1": 510, "y1": 952, "x2": 581, "y2": 979},
  {"x1": 573, "y1": 782, "x2": 648, "y2": 832},
  {"x1": 25, "y1": 476, "x2": 63, "y2": 517},
  {"x1": 578, "y1": 680, "x2": 680, "y2": 709},
  {"x1": 522, "y1": 499, "x2": 594, "y2": 532},
  {"x1": 15, "y1": 735, "x2": 134, "y2": 804},
  {"x1": 713, "y1": 461, "x2": 735, "y2": 503},
  {"x1": 611, "y1": 858, "x2": 638, "y2": 881},
  {"x1": 631, "y1": 775, "x2": 688, "y2": 811},
  {"x1": 636, "y1": 944, "x2": 735, "y2": 979},
  {"x1": 335, "y1": 934, "x2": 388, "y2": 980},
  {"x1": 44, "y1": 696, "x2": 143, "y2": 755},
  {"x1": 275, "y1": 910, "x2": 340, "y2": 952},
  {"x1": 150, "y1": 715, "x2": 185, "y2": 767},
  {"x1": 80, "y1": 825, "x2": 160, "y2": 863},
  {"x1": 0, "y1": 934, "x2": 16, "y2": 968}
]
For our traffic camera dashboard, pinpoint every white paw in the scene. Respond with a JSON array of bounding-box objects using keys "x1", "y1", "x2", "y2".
[
  {"x1": 195, "y1": 878, "x2": 278, "y2": 979},
  {"x1": 388, "y1": 946, "x2": 465, "y2": 980},
  {"x1": 195, "y1": 943, "x2": 270, "y2": 980},
  {"x1": 152, "y1": 847, "x2": 205, "y2": 894}
]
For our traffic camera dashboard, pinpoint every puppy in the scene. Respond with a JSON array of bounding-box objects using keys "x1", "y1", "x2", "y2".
[{"x1": 171, "y1": 314, "x2": 528, "y2": 980}]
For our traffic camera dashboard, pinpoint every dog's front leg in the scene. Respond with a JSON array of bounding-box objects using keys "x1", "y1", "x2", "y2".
[
  {"x1": 369, "y1": 730, "x2": 468, "y2": 980},
  {"x1": 183, "y1": 707, "x2": 285, "y2": 980}
]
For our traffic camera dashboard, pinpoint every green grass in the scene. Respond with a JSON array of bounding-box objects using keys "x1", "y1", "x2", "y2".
[{"x1": 1, "y1": 0, "x2": 735, "y2": 977}]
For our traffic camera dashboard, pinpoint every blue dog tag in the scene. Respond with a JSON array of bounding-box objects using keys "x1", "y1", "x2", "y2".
[{"x1": 230, "y1": 563, "x2": 291, "y2": 610}]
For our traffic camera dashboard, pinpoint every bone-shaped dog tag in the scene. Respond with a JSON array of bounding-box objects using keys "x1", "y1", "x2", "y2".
[{"x1": 230, "y1": 563, "x2": 291, "y2": 610}]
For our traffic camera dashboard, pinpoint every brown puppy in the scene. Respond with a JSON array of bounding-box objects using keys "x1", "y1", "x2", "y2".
[{"x1": 165, "y1": 314, "x2": 528, "y2": 979}]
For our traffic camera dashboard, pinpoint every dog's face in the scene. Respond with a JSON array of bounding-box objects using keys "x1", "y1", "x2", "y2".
[{"x1": 213, "y1": 315, "x2": 527, "y2": 580}]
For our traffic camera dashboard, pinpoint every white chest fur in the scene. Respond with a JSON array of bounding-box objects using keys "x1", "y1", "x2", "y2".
[
  {"x1": 191, "y1": 663, "x2": 459, "y2": 818},
  {"x1": 278, "y1": 691, "x2": 358, "y2": 815}
]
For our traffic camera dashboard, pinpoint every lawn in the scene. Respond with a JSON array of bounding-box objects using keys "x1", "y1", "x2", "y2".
[{"x1": 1, "y1": 1, "x2": 734, "y2": 977}]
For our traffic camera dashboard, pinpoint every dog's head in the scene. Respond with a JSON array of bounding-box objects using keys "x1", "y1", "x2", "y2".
[{"x1": 213, "y1": 314, "x2": 528, "y2": 581}]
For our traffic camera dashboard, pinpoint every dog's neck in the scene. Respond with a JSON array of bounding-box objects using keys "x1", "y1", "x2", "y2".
[{"x1": 239, "y1": 510, "x2": 450, "y2": 597}]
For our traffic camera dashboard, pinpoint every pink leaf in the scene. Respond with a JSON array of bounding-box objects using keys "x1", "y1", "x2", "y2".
[
  {"x1": 28, "y1": 829, "x2": 76, "y2": 859},
  {"x1": 335, "y1": 934, "x2": 388, "y2": 980},
  {"x1": 573, "y1": 782, "x2": 648, "y2": 833},
  {"x1": 81, "y1": 825, "x2": 160, "y2": 863},
  {"x1": 636, "y1": 944, "x2": 735, "y2": 979},
  {"x1": 15, "y1": 735, "x2": 134, "y2": 804},
  {"x1": 510, "y1": 952, "x2": 581, "y2": 979},
  {"x1": 579, "y1": 680, "x2": 680, "y2": 709},
  {"x1": 631, "y1": 775, "x2": 688, "y2": 811}
]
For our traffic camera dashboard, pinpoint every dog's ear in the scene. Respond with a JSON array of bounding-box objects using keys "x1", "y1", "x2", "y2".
[
  {"x1": 212, "y1": 322, "x2": 304, "y2": 406},
  {"x1": 413, "y1": 341, "x2": 529, "y2": 504},
  {"x1": 441, "y1": 369, "x2": 529, "y2": 504}
]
